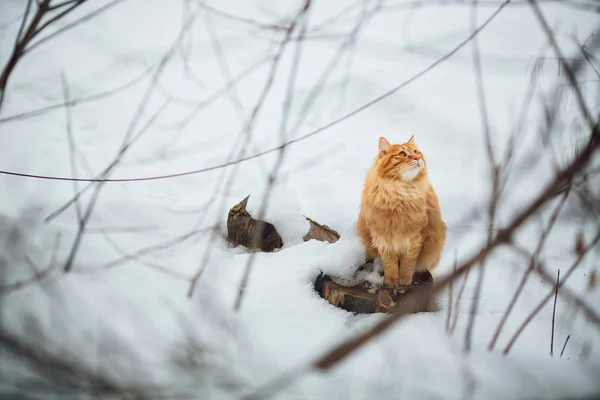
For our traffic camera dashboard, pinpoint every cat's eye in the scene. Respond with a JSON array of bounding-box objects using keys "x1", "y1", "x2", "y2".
[
  {"x1": 414, "y1": 150, "x2": 420, "y2": 154},
  {"x1": 398, "y1": 151, "x2": 407, "y2": 157}
]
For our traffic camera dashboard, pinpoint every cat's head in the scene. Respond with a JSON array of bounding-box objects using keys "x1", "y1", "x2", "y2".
[{"x1": 375, "y1": 136, "x2": 426, "y2": 181}]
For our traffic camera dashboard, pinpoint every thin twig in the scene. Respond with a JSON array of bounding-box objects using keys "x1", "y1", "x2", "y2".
[
  {"x1": 560, "y1": 334, "x2": 570, "y2": 358},
  {"x1": 24, "y1": 255, "x2": 40, "y2": 275},
  {"x1": 98, "y1": 226, "x2": 212, "y2": 271},
  {"x1": 47, "y1": 0, "x2": 83, "y2": 11},
  {"x1": 10, "y1": 233, "x2": 62, "y2": 293},
  {"x1": 60, "y1": 73, "x2": 83, "y2": 228},
  {"x1": 550, "y1": 269, "x2": 560, "y2": 356},
  {"x1": 194, "y1": 1, "x2": 288, "y2": 32},
  {"x1": 465, "y1": 0, "x2": 498, "y2": 354},
  {"x1": 450, "y1": 262, "x2": 472, "y2": 335},
  {"x1": 99, "y1": 233, "x2": 191, "y2": 281},
  {"x1": 0, "y1": 64, "x2": 155, "y2": 124},
  {"x1": 446, "y1": 250, "x2": 457, "y2": 333}
]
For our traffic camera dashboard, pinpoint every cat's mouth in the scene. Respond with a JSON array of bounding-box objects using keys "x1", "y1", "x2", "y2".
[{"x1": 408, "y1": 159, "x2": 423, "y2": 169}]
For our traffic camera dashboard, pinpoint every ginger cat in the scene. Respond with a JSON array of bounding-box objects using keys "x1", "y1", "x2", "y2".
[{"x1": 357, "y1": 135, "x2": 446, "y2": 288}]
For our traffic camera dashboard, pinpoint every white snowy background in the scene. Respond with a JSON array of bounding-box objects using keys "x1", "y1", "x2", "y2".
[{"x1": 0, "y1": 0, "x2": 599, "y2": 399}]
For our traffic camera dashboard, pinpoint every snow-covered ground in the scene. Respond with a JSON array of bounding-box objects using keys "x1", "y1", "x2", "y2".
[{"x1": 1, "y1": 0, "x2": 599, "y2": 398}]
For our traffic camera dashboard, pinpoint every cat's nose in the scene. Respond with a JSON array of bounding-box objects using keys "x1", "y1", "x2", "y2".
[{"x1": 413, "y1": 156, "x2": 419, "y2": 161}]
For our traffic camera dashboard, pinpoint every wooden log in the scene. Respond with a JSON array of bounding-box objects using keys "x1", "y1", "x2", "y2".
[
  {"x1": 226, "y1": 195, "x2": 340, "y2": 251},
  {"x1": 227, "y1": 196, "x2": 283, "y2": 252},
  {"x1": 314, "y1": 269, "x2": 433, "y2": 314}
]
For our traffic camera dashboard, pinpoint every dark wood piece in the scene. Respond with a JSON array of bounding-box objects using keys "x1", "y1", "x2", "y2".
[
  {"x1": 227, "y1": 196, "x2": 283, "y2": 252},
  {"x1": 314, "y1": 269, "x2": 433, "y2": 314},
  {"x1": 226, "y1": 195, "x2": 340, "y2": 251}
]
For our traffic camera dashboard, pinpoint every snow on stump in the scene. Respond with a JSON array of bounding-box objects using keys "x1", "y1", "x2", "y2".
[
  {"x1": 227, "y1": 195, "x2": 340, "y2": 252},
  {"x1": 314, "y1": 269, "x2": 433, "y2": 314},
  {"x1": 226, "y1": 195, "x2": 433, "y2": 314}
]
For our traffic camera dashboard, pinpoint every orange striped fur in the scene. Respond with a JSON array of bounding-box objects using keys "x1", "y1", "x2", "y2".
[{"x1": 357, "y1": 136, "x2": 446, "y2": 287}]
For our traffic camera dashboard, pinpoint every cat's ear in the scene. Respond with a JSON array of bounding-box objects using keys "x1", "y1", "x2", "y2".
[
  {"x1": 407, "y1": 135, "x2": 415, "y2": 145},
  {"x1": 379, "y1": 137, "x2": 391, "y2": 155}
]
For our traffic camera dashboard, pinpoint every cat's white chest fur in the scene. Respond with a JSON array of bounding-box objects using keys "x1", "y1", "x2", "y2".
[{"x1": 401, "y1": 167, "x2": 421, "y2": 180}]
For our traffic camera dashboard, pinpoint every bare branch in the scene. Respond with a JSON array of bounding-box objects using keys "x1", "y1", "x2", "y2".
[
  {"x1": 0, "y1": 262, "x2": 55, "y2": 296},
  {"x1": 0, "y1": 234, "x2": 61, "y2": 296},
  {"x1": 0, "y1": 0, "x2": 103, "y2": 109},
  {"x1": 27, "y1": 0, "x2": 126, "y2": 53},
  {"x1": 15, "y1": 0, "x2": 34, "y2": 43},
  {"x1": 0, "y1": 1, "x2": 47, "y2": 108},
  {"x1": 47, "y1": 0, "x2": 84, "y2": 11},
  {"x1": 31, "y1": 1, "x2": 88, "y2": 38}
]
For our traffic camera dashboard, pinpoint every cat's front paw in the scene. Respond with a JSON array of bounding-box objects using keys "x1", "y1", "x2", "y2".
[
  {"x1": 397, "y1": 274, "x2": 413, "y2": 286},
  {"x1": 384, "y1": 274, "x2": 413, "y2": 289},
  {"x1": 383, "y1": 275, "x2": 413, "y2": 291},
  {"x1": 383, "y1": 274, "x2": 400, "y2": 288}
]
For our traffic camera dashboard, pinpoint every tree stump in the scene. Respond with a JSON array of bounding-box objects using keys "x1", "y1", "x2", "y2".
[
  {"x1": 226, "y1": 195, "x2": 340, "y2": 252},
  {"x1": 314, "y1": 269, "x2": 433, "y2": 314}
]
